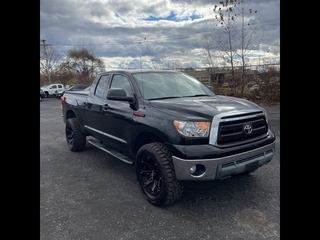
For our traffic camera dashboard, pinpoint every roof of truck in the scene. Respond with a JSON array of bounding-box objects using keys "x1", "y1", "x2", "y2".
[{"x1": 97, "y1": 69, "x2": 180, "y2": 75}]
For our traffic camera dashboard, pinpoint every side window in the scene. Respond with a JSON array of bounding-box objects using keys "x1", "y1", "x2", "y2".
[
  {"x1": 58, "y1": 85, "x2": 62, "y2": 89},
  {"x1": 110, "y1": 75, "x2": 133, "y2": 95},
  {"x1": 51, "y1": 85, "x2": 57, "y2": 89},
  {"x1": 95, "y1": 75, "x2": 110, "y2": 98}
]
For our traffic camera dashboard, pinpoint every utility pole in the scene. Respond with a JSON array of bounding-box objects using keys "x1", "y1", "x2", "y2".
[
  {"x1": 40, "y1": 39, "x2": 51, "y2": 50},
  {"x1": 40, "y1": 39, "x2": 52, "y2": 84},
  {"x1": 40, "y1": 39, "x2": 46, "y2": 60},
  {"x1": 40, "y1": 39, "x2": 46, "y2": 47},
  {"x1": 40, "y1": 39, "x2": 50, "y2": 51},
  {"x1": 40, "y1": 39, "x2": 51, "y2": 58}
]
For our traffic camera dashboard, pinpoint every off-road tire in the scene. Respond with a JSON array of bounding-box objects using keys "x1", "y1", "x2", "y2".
[
  {"x1": 136, "y1": 142, "x2": 184, "y2": 207},
  {"x1": 65, "y1": 118, "x2": 86, "y2": 152}
]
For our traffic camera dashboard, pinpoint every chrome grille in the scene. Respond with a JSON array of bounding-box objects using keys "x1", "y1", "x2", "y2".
[
  {"x1": 209, "y1": 109, "x2": 268, "y2": 147},
  {"x1": 218, "y1": 116, "x2": 267, "y2": 145}
]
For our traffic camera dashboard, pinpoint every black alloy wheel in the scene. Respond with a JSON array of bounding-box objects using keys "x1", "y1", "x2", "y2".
[
  {"x1": 136, "y1": 142, "x2": 183, "y2": 207},
  {"x1": 140, "y1": 156, "x2": 162, "y2": 197},
  {"x1": 65, "y1": 118, "x2": 86, "y2": 152}
]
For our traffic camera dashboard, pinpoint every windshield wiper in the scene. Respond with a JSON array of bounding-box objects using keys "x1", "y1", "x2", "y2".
[
  {"x1": 148, "y1": 96, "x2": 182, "y2": 100},
  {"x1": 183, "y1": 94, "x2": 211, "y2": 97}
]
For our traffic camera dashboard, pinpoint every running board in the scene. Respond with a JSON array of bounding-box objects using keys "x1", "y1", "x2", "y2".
[{"x1": 88, "y1": 139, "x2": 134, "y2": 164}]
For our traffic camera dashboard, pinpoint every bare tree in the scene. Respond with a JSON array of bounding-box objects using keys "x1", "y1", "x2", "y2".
[
  {"x1": 200, "y1": 34, "x2": 215, "y2": 67},
  {"x1": 61, "y1": 46, "x2": 105, "y2": 83},
  {"x1": 40, "y1": 41, "x2": 61, "y2": 84},
  {"x1": 202, "y1": 0, "x2": 260, "y2": 96}
]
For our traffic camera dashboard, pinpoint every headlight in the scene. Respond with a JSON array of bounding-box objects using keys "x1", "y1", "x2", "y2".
[
  {"x1": 262, "y1": 108, "x2": 268, "y2": 123},
  {"x1": 173, "y1": 121, "x2": 211, "y2": 137}
]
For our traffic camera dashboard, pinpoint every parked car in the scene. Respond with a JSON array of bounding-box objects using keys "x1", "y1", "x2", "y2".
[
  {"x1": 41, "y1": 84, "x2": 65, "y2": 98},
  {"x1": 65, "y1": 84, "x2": 74, "y2": 89},
  {"x1": 248, "y1": 84, "x2": 260, "y2": 93},
  {"x1": 40, "y1": 88, "x2": 46, "y2": 101},
  {"x1": 56, "y1": 84, "x2": 90, "y2": 97}
]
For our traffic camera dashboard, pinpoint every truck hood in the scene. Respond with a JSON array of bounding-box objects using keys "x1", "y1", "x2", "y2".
[{"x1": 148, "y1": 95, "x2": 263, "y2": 120}]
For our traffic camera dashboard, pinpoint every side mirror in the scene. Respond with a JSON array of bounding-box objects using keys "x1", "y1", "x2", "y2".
[{"x1": 107, "y1": 88, "x2": 135, "y2": 104}]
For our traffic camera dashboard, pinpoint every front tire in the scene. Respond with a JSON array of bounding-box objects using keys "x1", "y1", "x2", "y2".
[
  {"x1": 136, "y1": 142, "x2": 184, "y2": 207},
  {"x1": 65, "y1": 118, "x2": 86, "y2": 152}
]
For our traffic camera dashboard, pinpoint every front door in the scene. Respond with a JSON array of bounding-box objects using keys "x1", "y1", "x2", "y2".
[{"x1": 101, "y1": 74, "x2": 134, "y2": 155}]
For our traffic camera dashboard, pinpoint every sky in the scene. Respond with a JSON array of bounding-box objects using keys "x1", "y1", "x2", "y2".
[{"x1": 40, "y1": 0, "x2": 280, "y2": 70}]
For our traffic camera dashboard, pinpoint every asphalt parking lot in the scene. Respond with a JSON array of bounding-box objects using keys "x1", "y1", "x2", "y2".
[{"x1": 40, "y1": 97, "x2": 280, "y2": 240}]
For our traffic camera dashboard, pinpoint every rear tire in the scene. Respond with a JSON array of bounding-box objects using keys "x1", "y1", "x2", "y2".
[
  {"x1": 136, "y1": 142, "x2": 184, "y2": 207},
  {"x1": 65, "y1": 118, "x2": 86, "y2": 152}
]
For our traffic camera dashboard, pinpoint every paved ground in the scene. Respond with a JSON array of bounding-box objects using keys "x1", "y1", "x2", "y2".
[{"x1": 40, "y1": 97, "x2": 280, "y2": 240}]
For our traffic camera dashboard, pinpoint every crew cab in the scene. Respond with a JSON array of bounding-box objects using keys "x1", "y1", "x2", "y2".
[
  {"x1": 41, "y1": 84, "x2": 65, "y2": 97},
  {"x1": 60, "y1": 69, "x2": 276, "y2": 207}
]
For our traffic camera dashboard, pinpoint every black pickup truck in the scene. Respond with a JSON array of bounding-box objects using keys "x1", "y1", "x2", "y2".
[{"x1": 60, "y1": 69, "x2": 275, "y2": 207}]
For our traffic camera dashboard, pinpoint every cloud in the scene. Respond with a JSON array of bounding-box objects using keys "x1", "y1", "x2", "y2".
[{"x1": 40, "y1": 0, "x2": 280, "y2": 69}]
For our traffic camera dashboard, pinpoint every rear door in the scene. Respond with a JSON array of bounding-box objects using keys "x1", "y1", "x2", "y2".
[
  {"x1": 56, "y1": 84, "x2": 64, "y2": 96},
  {"x1": 84, "y1": 74, "x2": 111, "y2": 140},
  {"x1": 48, "y1": 84, "x2": 57, "y2": 95}
]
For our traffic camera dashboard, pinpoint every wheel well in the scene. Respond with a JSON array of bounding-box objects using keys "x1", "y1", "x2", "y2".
[
  {"x1": 133, "y1": 132, "x2": 163, "y2": 160},
  {"x1": 66, "y1": 110, "x2": 76, "y2": 121},
  {"x1": 65, "y1": 110, "x2": 89, "y2": 136}
]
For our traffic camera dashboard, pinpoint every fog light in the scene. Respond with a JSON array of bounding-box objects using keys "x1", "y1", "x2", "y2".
[
  {"x1": 189, "y1": 164, "x2": 206, "y2": 177},
  {"x1": 190, "y1": 165, "x2": 197, "y2": 174}
]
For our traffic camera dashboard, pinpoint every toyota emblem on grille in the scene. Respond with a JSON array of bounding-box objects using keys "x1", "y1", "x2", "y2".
[{"x1": 244, "y1": 124, "x2": 253, "y2": 134}]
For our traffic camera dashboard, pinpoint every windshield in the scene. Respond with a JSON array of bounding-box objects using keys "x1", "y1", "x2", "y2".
[{"x1": 132, "y1": 72, "x2": 215, "y2": 100}]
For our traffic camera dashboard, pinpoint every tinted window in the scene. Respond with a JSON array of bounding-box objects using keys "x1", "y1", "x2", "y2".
[
  {"x1": 110, "y1": 74, "x2": 132, "y2": 95},
  {"x1": 79, "y1": 85, "x2": 89, "y2": 90},
  {"x1": 95, "y1": 75, "x2": 110, "y2": 98}
]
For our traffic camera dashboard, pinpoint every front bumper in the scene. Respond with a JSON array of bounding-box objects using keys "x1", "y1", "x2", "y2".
[{"x1": 171, "y1": 137, "x2": 275, "y2": 181}]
